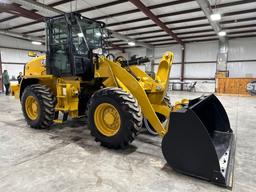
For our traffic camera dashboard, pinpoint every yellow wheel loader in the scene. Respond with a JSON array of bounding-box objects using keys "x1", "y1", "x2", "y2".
[{"x1": 11, "y1": 13, "x2": 235, "y2": 187}]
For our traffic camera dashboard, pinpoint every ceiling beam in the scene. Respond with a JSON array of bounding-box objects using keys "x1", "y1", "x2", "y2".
[
  {"x1": 221, "y1": 17, "x2": 256, "y2": 24},
  {"x1": 0, "y1": 29, "x2": 43, "y2": 42},
  {"x1": 115, "y1": 22, "x2": 210, "y2": 33},
  {"x1": 110, "y1": 31, "x2": 153, "y2": 49},
  {"x1": 37, "y1": 19, "x2": 256, "y2": 40},
  {"x1": 9, "y1": 0, "x2": 62, "y2": 15},
  {"x1": 30, "y1": 23, "x2": 210, "y2": 37},
  {"x1": 23, "y1": 10, "x2": 206, "y2": 35},
  {"x1": 113, "y1": 13, "x2": 255, "y2": 33},
  {"x1": 47, "y1": 0, "x2": 75, "y2": 7},
  {"x1": 7, "y1": 21, "x2": 40, "y2": 30},
  {"x1": 122, "y1": 22, "x2": 256, "y2": 37},
  {"x1": 113, "y1": 33, "x2": 256, "y2": 49},
  {"x1": 93, "y1": 0, "x2": 254, "y2": 23},
  {"x1": 109, "y1": 24, "x2": 256, "y2": 44},
  {"x1": 6, "y1": 0, "x2": 150, "y2": 50},
  {"x1": 107, "y1": 8, "x2": 202, "y2": 27},
  {"x1": 223, "y1": 8, "x2": 256, "y2": 17},
  {"x1": 0, "y1": 15, "x2": 19, "y2": 23},
  {"x1": 110, "y1": 29, "x2": 215, "y2": 43},
  {"x1": 23, "y1": 28, "x2": 45, "y2": 35},
  {"x1": 116, "y1": 26, "x2": 210, "y2": 37},
  {"x1": 112, "y1": 29, "x2": 256, "y2": 46},
  {"x1": 3, "y1": 1, "x2": 128, "y2": 30},
  {"x1": 0, "y1": 3, "x2": 43, "y2": 20},
  {"x1": 129, "y1": 0, "x2": 183, "y2": 46},
  {"x1": 93, "y1": 0, "x2": 194, "y2": 21},
  {"x1": 77, "y1": 0, "x2": 128, "y2": 13},
  {"x1": 26, "y1": 14, "x2": 256, "y2": 38},
  {"x1": 0, "y1": 0, "x2": 74, "y2": 23},
  {"x1": 8, "y1": 0, "x2": 198, "y2": 33},
  {"x1": 5, "y1": 0, "x2": 254, "y2": 32},
  {"x1": 106, "y1": 0, "x2": 255, "y2": 27},
  {"x1": 223, "y1": 24, "x2": 256, "y2": 30},
  {"x1": 151, "y1": 35, "x2": 256, "y2": 47}
]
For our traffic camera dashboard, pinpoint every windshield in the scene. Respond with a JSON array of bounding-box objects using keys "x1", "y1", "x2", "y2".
[{"x1": 73, "y1": 16, "x2": 104, "y2": 54}]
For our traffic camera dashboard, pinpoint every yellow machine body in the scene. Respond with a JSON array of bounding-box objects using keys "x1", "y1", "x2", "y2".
[{"x1": 12, "y1": 52, "x2": 173, "y2": 133}]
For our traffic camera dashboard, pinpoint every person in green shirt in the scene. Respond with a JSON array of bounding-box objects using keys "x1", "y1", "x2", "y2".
[{"x1": 3, "y1": 70, "x2": 10, "y2": 95}]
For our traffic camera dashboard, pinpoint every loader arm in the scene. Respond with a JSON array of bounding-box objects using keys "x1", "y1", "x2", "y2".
[{"x1": 96, "y1": 52, "x2": 174, "y2": 136}]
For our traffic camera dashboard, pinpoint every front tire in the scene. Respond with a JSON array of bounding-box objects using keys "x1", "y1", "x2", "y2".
[
  {"x1": 87, "y1": 87, "x2": 142, "y2": 149},
  {"x1": 21, "y1": 84, "x2": 56, "y2": 129}
]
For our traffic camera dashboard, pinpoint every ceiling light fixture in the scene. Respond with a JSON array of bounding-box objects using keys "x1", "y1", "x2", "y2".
[
  {"x1": 210, "y1": 13, "x2": 221, "y2": 21},
  {"x1": 218, "y1": 31, "x2": 226, "y2": 37},
  {"x1": 32, "y1": 41, "x2": 42, "y2": 45},
  {"x1": 128, "y1": 41, "x2": 135, "y2": 46}
]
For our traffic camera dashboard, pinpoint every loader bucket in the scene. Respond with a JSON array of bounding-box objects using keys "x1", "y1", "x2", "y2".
[{"x1": 162, "y1": 94, "x2": 235, "y2": 188}]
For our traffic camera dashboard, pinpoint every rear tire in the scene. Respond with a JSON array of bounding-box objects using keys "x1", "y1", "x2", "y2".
[
  {"x1": 21, "y1": 84, "x2": 56, "y2": 129},
  {"x1": 87, "y1": 87, "x2": 142, "y2": 149}
]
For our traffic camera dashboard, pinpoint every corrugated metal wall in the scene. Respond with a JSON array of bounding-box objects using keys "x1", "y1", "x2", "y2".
[
  {"x1": 116, "y1": 37, "x2": 256, "y2": 79},
  {"x1": 0, "y1": 34, "x2": 44, "y2": 80},
  {"x1": 1, "y1": 48, "x2": 42, "y2": 79},
  {"x1": 228, "y1": 38, "x2": 256, "y2": 78}
]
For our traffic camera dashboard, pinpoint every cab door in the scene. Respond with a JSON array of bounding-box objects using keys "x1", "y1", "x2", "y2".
[{"x1": 46, "y1": 16, "x2": 72, "y2": 76}]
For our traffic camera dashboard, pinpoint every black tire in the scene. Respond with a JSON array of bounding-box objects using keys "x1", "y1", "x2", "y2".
[
  {"x1": 87, "y1": 87, "x2": 142, "y2": 149},
  {"x1": 21, "y1": 84, "x2": 56, "y2": 129}
]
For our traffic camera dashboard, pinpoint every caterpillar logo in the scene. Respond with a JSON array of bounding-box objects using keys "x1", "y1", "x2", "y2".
[{"x1": 247, "y1": 81, "x2": 256, "y2": 95}]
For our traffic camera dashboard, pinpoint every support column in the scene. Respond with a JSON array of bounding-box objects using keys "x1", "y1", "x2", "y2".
[
  {"x1": 181, "y1": 45, "x2": 185, "y2": 91},
  {"x1": 145, "y1": 47, "x2": 155, "y2": 73},
  {"x1": 216, "y1": 37, "x2": 229, "y2": 72},
  {"x1": 0, "y1": 51, "x2": 3, "y2": 93}
]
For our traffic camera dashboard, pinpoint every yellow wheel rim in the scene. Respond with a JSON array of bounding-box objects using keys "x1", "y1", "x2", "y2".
[
  {"x1": 94, "y1": 103, "x2": 121, "y2": 137},
  {"x1": 25, "y1": 96, "x2": 39, "y2": 120}
]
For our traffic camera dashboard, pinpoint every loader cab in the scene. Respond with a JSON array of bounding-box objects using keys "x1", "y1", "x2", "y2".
[{"x1": 46, "y1": 13, "x2": 105, "y2": 80}]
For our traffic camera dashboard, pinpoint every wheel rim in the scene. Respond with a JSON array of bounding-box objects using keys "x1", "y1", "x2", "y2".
[
  {"x1": 94, "y1": 103, "x2": 121, "y2": 136},
  {"x1": 25, "y1": 96, "x2": 39, "y2": 120}
]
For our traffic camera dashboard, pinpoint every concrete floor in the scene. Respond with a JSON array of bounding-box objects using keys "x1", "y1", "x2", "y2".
[{"x1": 0, "y1": 91, "x2": 255, "y2": 192}]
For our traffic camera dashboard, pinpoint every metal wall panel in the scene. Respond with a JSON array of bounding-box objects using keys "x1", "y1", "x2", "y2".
[
  {"x1": 154, "y1": 63, "x2": 181, "y2": 78},
  {"x1": 228, "y1": 62, "x2": 256, "y2": 78},
  {"x1": 154, "y1": 45, "x2": 182, "y2": 63},
  {"x1": 2, "y1": 64, "x2": 24, "y2": 80},
  {"x1": 125, "y1": 47, "x2": 147, "y2": 58},
  {"x1": 184, "y1": 63, "x2": 216, "y2": 78},
  {"x1": 229, "y1": 37, "x2": 256, "y2": 60},
  {"x1": 185, "y1": 41, "x2": 218, "y2": 62},
  {"x1": 0, "y1": 34, "x2": 45, "y2": 51},
  {"x1": 1, "y1": 48, "x2": 34, "y2": 63}
]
